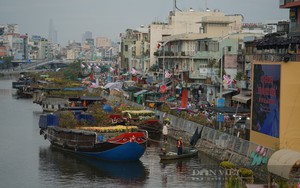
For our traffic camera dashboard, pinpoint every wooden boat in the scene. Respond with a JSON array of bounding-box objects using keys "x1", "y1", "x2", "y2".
[
  {"x1": 39, "y1": 113, "x2": 148, "y2": 162},
  {"x1": 159, "y1": 127, "x2": 202, "y2": 160},
  {"x1": 159, "y1": 148, "x2": 198, "y2": 160}
]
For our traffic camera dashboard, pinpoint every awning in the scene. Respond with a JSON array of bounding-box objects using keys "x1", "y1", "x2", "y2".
[
  {"x1": 232, "y1": 93, "x2": 251, "y2": 104},
  {"x1": 134, "y1": 90, "x2": 148, "y2": 97},
  {"x1": 268, "y1": 149, "x2": 300, "y2": 179},
  {"x1": 222, "y1": 90, "x2": 234, "y2": 95},
  {"x1": 104, "y1": 82, "x2": 123, "y2": 90}
]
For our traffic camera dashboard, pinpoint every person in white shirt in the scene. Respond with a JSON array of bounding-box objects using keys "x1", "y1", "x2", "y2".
[{"x1": 162, "y1": 122, "x2": 169, "y2": 142}]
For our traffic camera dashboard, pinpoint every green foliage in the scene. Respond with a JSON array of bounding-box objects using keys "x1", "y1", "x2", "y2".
[
  {"x1": 165, "y1": 51, "x2": 174, "y2": 56},
  {"x1": 46, "y1": 90, "x2": 87, "y2": 98},
  {"x1": 238, "y1": 168, "x2": 253, "y2": 177},
  {"x1": 226, "y1": 176, "x2": 241, "y2": 188},
  {"x1": 99, "y1": 65, "x2": 108, "y2": 73},
  {"x1": 208, "y1": 59, "x2": 217, "y2": 68},
  {"x1": 149, "y1": 64, "x2": 158, "y2": 72},
  {"x1": 115, "y1": 105, "x2": 142, "y2": 113},
  {"x1": 61, "y1": 59, "x2": 85, "y2": 80},
  {"x1": 235, "y1": 71, "x2": 247, "y2": 81},
  {"x1": 87, "y1": 104, "x2": 111, "y2": 126},
  {"x1": 220, "y1": 161, "x2": 236, "y2": 169},
  {"x1": 0, "y1": 56, "x2": 13, "y2": 69},
  {"x1": 160, "y1": 104, "x2": 171, "y2": 114},
  {"x1": 274, "y1": 176, "x2": 289, "y2": 188},
  {"x1": 57, "y1": 111, "x2": 77, "y2": 128},
  {"x1": 157, "y1": 104, "x2": 215, "y2": 127}
]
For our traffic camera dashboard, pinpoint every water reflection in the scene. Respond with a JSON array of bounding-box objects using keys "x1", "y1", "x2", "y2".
[
  {"x1": 39, "y1": 146, "x2": 149, "y2": 187},
  {"x1": 158, "y1": 155, "x2": 225, "y2": 188}
]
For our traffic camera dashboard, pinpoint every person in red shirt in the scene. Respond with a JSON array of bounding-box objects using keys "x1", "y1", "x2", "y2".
[{"x1": 177, "y1": 137, "x2": 184, "y2": 155}]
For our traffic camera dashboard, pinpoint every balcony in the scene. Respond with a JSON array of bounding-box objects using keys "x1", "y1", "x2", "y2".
[
  {"x1": 280, "y1": 0, "x2": 300, "y2": 8},
  {"x1": 154, "y1": 51, "x2": 191, "y2": 58}
]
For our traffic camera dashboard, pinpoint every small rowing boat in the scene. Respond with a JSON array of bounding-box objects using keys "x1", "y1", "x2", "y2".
[{"x1": 159, "y1": 148, "x2": 198, "y2": 160}]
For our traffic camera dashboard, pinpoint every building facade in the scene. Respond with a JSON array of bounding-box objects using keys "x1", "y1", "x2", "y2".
[{"x1": 149, "y1": 9, "x2": 243, "y2": 67}]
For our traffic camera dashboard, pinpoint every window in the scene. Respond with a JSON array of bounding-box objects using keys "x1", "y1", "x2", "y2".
[
  {"x1": 125, "y1": 45, "x2": 128, "y2": 52},
  {"x1": 198, "y1": 41, "x2": 219, "y2": 52},
  {"x1": 227, "y1": 46, "x2": 232, "y2": 52},
  {"x1": 209, "y1": 42, "x2": 219, "y2": 52},
  {"x1": 199, "y1": 41, "x2": 209, "y2": 51}
]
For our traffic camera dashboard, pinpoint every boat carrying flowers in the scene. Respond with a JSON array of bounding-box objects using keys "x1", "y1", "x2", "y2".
[
  {"x1": 39, "y1": 113, "x2": 148, "y2": 161},
  {"x1": 76, "y1": 125, "x2": 138, "y2": 133}
]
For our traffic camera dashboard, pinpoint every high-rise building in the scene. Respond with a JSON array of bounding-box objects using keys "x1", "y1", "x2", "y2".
[
  {"x1": 48, "y1": 19, "x2": 57, "y2": 43},
  {"x1": 82, "y1": 31, "x2": 93, "y2": 45}
]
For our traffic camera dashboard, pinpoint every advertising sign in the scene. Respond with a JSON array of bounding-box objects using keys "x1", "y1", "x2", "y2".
[
  {"x1": 251, "y1": 64, "x2": 280, "y2": 138},
  {"x1": 217, "y1": 114, "x2": 224, "y2": 122},
  {"x1": 217, "y1": 98, "x2": 225, "y2": 108}
]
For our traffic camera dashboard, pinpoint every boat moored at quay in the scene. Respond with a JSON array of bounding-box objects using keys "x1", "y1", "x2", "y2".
[{"x1": 39, "y1": 113, "x2": 148, "y2": 161}]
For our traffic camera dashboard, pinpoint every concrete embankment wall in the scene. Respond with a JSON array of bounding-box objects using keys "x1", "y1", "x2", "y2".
[{"x1": 98, "y1": 94, "x2": 273, "y2": 182}]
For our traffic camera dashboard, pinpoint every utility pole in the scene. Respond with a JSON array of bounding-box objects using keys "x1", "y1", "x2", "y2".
[
  {"x1": 129, "y1": 44, "x2": 135, "y2": 80},
  {"x1": 141, "y1": 40, "x2": 144, "y2": 75}
]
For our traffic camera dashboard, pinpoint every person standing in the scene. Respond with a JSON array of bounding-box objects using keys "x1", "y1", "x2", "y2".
[
  {"x1": 162, "y1": 122, "x2": 169, "y2": 142},
  {"x1": 177, "y1": 137, "x2": 184, "y2": 155}
]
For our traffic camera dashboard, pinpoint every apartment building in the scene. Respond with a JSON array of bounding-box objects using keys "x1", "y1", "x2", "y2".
[
  {"x1": 149, "y1": 9, "x2": 243, "y2": 67},
  {"x1": 95, "y1": 37, "x2": 112, "y2": 49}
]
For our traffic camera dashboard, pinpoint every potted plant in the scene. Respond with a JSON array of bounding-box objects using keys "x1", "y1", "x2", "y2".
[
  {"x1": 235, "y1": 71, "x2": 247, "y2": 81},
  {"x1": 220, "y1": 161, "x2": 235, "y2": 169},
  {"x1": 235, "y1": 71, "x2": 247, "y2": 89},
  {"x1": 238, "y1": 167, "x2": 254, "y2": 183}
]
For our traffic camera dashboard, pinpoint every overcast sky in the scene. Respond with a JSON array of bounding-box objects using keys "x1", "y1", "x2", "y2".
[{"x1": 1, "y1": 0, "x2": 289, "y2": 46}]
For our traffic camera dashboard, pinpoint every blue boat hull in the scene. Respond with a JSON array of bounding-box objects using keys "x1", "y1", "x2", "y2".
[
  {"x1": 44, "y1": 126, "x2": 148, "y2": 161},
  {"x1": 78, "y1": 142, "x2": 146, "y2": 161}
]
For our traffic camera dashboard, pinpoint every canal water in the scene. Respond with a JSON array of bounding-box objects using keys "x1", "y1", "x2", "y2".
[{"x1": 0, "y1": 75, "x2": 223, "y2": 188}]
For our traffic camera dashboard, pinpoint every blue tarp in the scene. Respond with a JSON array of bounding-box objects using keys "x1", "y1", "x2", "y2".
[
  {"x1": 103, "y1": 104, "x2": 113, "y2": 113},
  {"x1": 39, "y1": 114, "x2": 59, "y2": 129},
  {"x1": 63, "y1": 87, "x2": 85, "y2": 91},
  {"x1": 75, "y1": 113, "x2": 96, "y2": 125}
]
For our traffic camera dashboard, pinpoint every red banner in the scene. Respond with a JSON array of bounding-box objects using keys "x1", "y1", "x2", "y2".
[
  {"x1": 180, "y1": 89, "x2": 188, "y2": 108},
  {"x1": 90, "y1": 73, "x2": 94, "y2": 81}
]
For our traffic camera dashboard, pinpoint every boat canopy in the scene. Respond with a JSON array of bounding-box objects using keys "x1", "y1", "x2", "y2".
[{"x1": 268, "y1": 149, "x2": 300, "y2": 179}]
